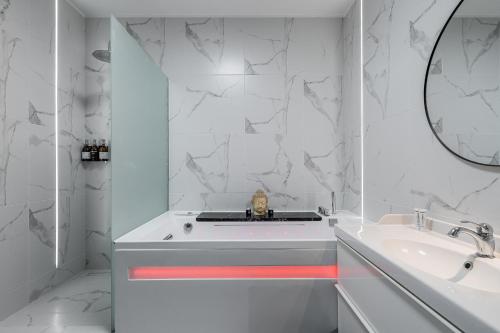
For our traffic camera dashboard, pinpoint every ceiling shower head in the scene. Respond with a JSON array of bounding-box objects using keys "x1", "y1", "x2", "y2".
[{"x1": 92, "y1": 41, "x2": 111, "y2": 63}]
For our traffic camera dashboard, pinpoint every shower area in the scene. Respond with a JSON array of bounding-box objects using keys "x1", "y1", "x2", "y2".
[
  {"x1": 0, "y1": 0, "x2": 169, "y2": 330},
  {"x1": 57, "y1": 2, "x2": 169, "y2": 279}
]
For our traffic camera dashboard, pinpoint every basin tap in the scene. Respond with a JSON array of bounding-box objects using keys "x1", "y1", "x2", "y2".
[{"x1": 448, "y1": 220, "x2": 496, "y2": 258}]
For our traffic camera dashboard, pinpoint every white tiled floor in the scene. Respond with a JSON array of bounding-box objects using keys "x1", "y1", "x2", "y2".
[{"x1": 0, "y1": 270, "x2": 111, "y2": 333}]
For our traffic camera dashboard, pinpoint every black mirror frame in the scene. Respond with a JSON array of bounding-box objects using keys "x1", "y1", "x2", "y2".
[{"x1": 424, "y1": 0, "x2": 500, "y2": 167}]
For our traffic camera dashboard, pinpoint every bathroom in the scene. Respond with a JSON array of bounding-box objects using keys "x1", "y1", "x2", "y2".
[{"x1": 0, "y1": 0, "x2": 498, "y2": 332}]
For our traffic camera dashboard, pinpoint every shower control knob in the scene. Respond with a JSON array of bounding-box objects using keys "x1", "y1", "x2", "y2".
[{"x1": 184, "y1": 222, "x2": 193, "y2": 233}]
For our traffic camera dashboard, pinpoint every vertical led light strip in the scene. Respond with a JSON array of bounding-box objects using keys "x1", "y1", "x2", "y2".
[
  {"x1": 360, "y1": 0, "x2": 365, "y2": 218},
  {"x1": 54, "y1": 0, "x2": 59, "y2": 268}
]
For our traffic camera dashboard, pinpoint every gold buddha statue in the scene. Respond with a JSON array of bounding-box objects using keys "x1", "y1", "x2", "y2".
[{"x1": 251, "y1": 190, "x2": 268, "y2": 216}]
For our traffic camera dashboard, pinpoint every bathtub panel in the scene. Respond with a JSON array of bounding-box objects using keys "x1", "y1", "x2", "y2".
[{"x1": 114, "y1": 247, "x2": 338, "y2": 333}]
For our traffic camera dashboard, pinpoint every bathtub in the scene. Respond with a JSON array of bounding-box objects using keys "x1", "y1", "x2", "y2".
[{"x1": 114, "y1": 210, "x2": 355, "y2": 333}]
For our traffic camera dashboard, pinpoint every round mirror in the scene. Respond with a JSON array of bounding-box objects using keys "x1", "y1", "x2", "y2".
[{"x1": 425, "y1": 0, "x2": 500, "y2": 166}]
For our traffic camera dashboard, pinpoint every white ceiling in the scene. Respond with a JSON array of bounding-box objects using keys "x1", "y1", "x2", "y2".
[{"x1": 68, "y1": 0, "x2": 355, "y2": 18}]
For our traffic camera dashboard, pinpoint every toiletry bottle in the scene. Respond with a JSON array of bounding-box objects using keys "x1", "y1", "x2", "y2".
[
  {"x1": 81, "y1": 139, "x2": 90, "y2": 161},
  {"x1": 90, "y1": 139, "x2": 99, "y2": 161},
  {"x1": 99, "y1": 139, "x2": 109, "y2": 161},
  {"x1": 414, "y1": 208, "x2": 427, "y2": 231}
]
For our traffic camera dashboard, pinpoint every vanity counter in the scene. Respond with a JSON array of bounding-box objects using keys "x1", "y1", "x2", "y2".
[{"x1": 335, "y1": 222, "x2": 500, "y2": 333}]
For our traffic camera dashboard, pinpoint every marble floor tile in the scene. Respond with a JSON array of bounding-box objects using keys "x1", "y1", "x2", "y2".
[{"x1": 0, "y1": 270, "x2": 111, "y2": 333}]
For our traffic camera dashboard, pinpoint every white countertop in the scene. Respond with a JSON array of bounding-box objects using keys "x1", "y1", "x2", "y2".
[
  {"x1": 335, "y1": 221, "x2": 500, "y2": 333},
  {"x1": 114, "y1": 210, "x2": 361, "y2": 249}
]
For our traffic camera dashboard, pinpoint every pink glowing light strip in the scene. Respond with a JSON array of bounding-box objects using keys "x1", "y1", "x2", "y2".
[{"x1": 129, "y1": 265, "x2": 338, "y2": 280}]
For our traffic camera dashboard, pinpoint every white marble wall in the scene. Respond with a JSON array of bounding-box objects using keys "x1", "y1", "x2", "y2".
[
  {"x1": 363, "y1": 0, "x2": 500, "y2": 228},
  {"x1": 341, "y1": 0, "x2": 362, "y2": 214},
  {"x1": 121, "y1": 17, "x2": 347, "y2": 211},
  {"x1": 0, "y1": 0, "x2": 54, "y2": 320},
  {"x1": 427, "y1": 17, "x2": 500, "y2": 165},
  {"x1": 84, "y1": 18, "x2": 111, "y2": 269},
  {"x1": 56, "y1": 0, "x2": 86, "y2": 282},
  {"x1": 83, "y1": 17, "x2": 360, "y2": 268},
  {"x1": 0, "y1": 0, "x2": 85, "y2": 321}
]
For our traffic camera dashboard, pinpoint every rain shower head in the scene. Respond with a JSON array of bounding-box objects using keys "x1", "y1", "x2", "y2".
[{"x1": 92, "y1": 41, "x2": 111, "y2": 63}]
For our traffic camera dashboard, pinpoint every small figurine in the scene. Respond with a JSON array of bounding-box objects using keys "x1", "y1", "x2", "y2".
[{"x1": 251, "y1": 190, "x2": 268, "y2": 216}]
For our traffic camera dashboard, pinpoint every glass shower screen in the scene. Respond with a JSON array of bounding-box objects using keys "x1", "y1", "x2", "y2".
[{"x1": 110, "y1": 16, "x2": 169, "y2": 240}]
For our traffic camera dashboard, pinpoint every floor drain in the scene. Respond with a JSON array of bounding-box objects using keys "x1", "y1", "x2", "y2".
[{"x1": 464, "y1": 261, "x2": 473, "y2": 270}]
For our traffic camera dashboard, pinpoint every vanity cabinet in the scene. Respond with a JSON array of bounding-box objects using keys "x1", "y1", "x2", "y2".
[
  {"x1": 337, "y1": 287, "x2": 369, "y2": 333},
  {"x1": 337, "y1": 240, "x2": 460, "y2": 333}
]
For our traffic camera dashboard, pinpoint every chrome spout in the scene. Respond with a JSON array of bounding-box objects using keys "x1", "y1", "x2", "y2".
[{"x1": 447, "y1": 221, "x2": 495, "y2": 258}]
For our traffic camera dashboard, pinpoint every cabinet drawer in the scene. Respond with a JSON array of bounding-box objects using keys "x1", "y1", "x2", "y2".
[
  {"x1": 337, "y1": 240, "x2": 460, "y2": 333},
  {"x1": 337, "y1": 285, "x2": 371, "y2": 333}
]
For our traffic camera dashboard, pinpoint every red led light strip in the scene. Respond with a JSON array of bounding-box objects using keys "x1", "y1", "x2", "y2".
[{"x1": 129, "y1": 265, "x2": 337, "y2": 280}]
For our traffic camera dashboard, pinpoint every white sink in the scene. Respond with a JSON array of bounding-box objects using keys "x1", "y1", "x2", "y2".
[
  {"x1": 383, "y1": 238, "x2": 500, "y2": 293},
  {"x1": 453, "y1": 257, "x2": 500, "y2": 294},
  {"x1": 383, "y1": 239, "x2": 465, "y2": 279},
  {"x1": 335, "y1": 215, "x2": 500, "y2": 333}
]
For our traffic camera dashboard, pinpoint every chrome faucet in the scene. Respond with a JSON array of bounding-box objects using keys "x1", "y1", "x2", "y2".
[{"x1": 448, "y1": 220, "x2": 496, "y2": 258}]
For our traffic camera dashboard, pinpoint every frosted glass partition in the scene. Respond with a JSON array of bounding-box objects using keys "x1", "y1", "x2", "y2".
[{"x1": 111, "y1": 16, "x2": 168, "y2": 240}]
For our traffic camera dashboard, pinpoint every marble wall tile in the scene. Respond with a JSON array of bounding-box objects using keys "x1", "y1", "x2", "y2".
[
  {"x1": 287, "y1": 19, "x2": 343, "y2": 77},
  {"x1": 56, "y1": 0, "x2": 86, "y2": 281},
  {"x1": 0, "y1": 117, "x2": 29, "y2": 207},
  {"x1": 29, "y1": 200, "x2": 56, "y2": 283},
  {"x1": 245, "y1": 133, "x2": 305, "y2": 209},
  {"x1": 85, "y1": 163, "x2": 111, "y2": 269},
  {"x1": 169, "y1": 75, "x2": 245, "y2": 134},
  {"x1": 87, "y1": 17, "x2": 351, "y2": 210},
  {"x1": 0, "y1": 0, "x2": 88, "y2": 319},
  {"x1": 0, "y1": 0, "x2": 63, "y2": 320},
  {"x1": 84, "y1": 15, "x2": 362, "y2": 265},
  {"x1": 162, "y1": 18, "x2": 244, "y2": 78},
  {"x1": 362, "y1": 0, "x2": 500, "y2": 228},
  {"x1": 243, "y1": 74, "x2": 288, "y2": 134},
  {"x1": 341, "y1": 0, "x2": 362, "y2": 214},
  {"x1": 29, "y1": 125, "x2": 55, "y2": 203},
  {"x1": 0, "y1": 204, "x2": 29, "y2": 319},
  {"x1": 0, "y1": 205, "x2": 29, "y2": 287},
  {"x1": 84, "y1": 18, "x2": 111, "y2": 270},
  {"x1": 238, "y1": 19, "x2": 291, "y2": 76},
  {"x1": 170, "y1": 133, "x2": 246, "y2": 195}
]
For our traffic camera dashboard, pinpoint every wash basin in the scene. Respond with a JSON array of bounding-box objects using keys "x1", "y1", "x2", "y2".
[
  {"x1": 383, "y1": 239, "x2": 500, "y2": 293},
  {"x1": 383, "y1": 239, "x2": 466, "y2": 279}
]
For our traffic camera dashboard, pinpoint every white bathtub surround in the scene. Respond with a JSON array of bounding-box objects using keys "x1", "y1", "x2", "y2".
[
  {"x1": 113, "y1": 210, "x2": 354, "y2": 333},
  {"x1": 363, "y1": 0, "x2": 500, "y2": 228}
]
